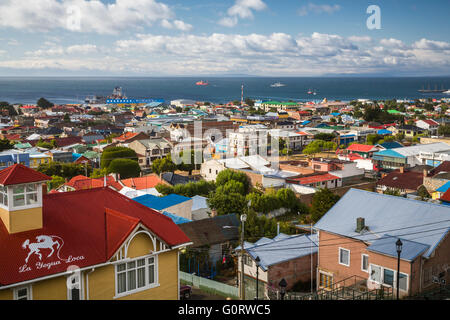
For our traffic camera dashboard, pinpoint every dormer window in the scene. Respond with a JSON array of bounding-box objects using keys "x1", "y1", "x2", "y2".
[
  {"x1": 13, "y1": 184, "x2": 38, "y2": 207},
  {"x1": 0, "y1": 186, "x2": 7, "y2": 206}
]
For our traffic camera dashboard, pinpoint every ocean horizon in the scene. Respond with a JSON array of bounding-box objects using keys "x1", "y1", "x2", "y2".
[{"x1": 0, "y1": 76, "x2": 449, "y2": 105}]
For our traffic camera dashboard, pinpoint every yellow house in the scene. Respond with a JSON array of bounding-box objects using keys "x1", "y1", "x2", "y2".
[
  {"x1": 29, "y1": 153, "x2": 52, "y2": 169},
  {"x1": 0, "y1": 164, "x2": 192, "y2": 300}
]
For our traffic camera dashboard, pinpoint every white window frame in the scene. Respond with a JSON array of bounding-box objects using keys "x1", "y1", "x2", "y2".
[
  {"x1": 0, "y1": 185, "x2": 8, "y2": 207},
  {"x1": 114, "y1": 254, "x2": 159, "y2": 299},
  {"x1": 10, "y1": 183, "x2": 42, "y2": 210},
  {"x1": 361, "y1": 254, "x2": 369, "y2": 272},
  {"x1": 67, "y1": 272, "x2": 84, "y2": 300},
  {"x1": 338, "y1": 247, "x2": 350, "y2": 267},
  {"x1": 368, "y1": 263, "x2": 409, "y2": 292},
  {"x1": 13, "y1": 285, "x2": 32, "y2": 300}
]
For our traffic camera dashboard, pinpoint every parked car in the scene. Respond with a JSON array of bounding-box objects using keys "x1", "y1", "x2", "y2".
[{"x1": 180, "y1": 285, "x2": 192, "y2": 299}]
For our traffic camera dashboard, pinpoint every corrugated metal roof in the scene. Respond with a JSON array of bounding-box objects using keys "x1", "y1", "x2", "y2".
[
  {"x1": 237, "y1": 233, "x2": 318, "y2": 271},
  {"x1": 133, "y1": 194, "x2": 191, "y2": 210},
  {"x1": 314, "y1": 189, "x2": 450, "y2": 259},
  {"x1": 366, "y1": 235, "x2": 430, "y2": 261}
]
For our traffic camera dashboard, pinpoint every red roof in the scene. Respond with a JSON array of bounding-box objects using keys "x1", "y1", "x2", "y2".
[
  {"x1": 4, "y1": 134, "x2": 21, "y2": 141},
  {"x1": 441, "y1": 189, "x2": 450, "y2": 202},
  {"x1": 376, "y1": 170, "x2": 424, "y2": 190},
  {"x1": 0, "y1": 187, "x2": 191, "y2": 285},
  {"x1": 288, "y1": 173, "x2": 340, "y2": 185},
  {"x1": 121, "y1": 175, "x2": 163, "y2": 190},
  {"x1": 346, "y1": 144, "x2": 377, "y2": 153},
  {"x1": 422, "y1": 119, "x2": 439, "y2": 126},
  {"x1": 114, "y1": 132, "x2": 139, "y2": 141},
  {"x1": 0, "y1": 164, "x2": 51, "y2": 186},
  {"x1": 65, "y1": 175, "x2": 123, "y2": 191}
]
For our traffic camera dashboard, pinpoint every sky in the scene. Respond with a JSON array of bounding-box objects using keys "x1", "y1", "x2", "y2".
[{"x1": 0, "y1": 0, "x2": 449, "y2": 77}]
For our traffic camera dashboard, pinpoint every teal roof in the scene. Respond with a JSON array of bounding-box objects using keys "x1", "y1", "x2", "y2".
[{"x1": 373, "y1": 149, "x2": 406, "y2": 158}]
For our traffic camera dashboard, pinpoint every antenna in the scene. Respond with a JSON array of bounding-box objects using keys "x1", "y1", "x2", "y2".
[{"x1": 241, "y1": 84, "x2": 244, "y2": 107}]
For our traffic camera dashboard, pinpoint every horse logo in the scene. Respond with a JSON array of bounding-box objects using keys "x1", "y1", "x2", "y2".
[{"x1": 22, "y1": 235, "x2": 65, "y2": 264}]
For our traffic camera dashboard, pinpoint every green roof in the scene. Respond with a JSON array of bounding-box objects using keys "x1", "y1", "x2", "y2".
[
  {"x1": 14, "y1": 142, "x2": 32, "y2": 149},
  {"x1": 387, "y1": 110, "x2": 401, "y2": 114}
]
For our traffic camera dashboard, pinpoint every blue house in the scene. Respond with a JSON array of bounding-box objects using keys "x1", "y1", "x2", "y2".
[{"x1": 0, "y1": 150, "x2": 30, "y2": 170}]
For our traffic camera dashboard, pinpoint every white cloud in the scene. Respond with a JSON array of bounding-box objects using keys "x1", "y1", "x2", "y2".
[
  {"x1": 2, "y1": 32, "x2": 450, "y2": 76},
  {"x1": 348, "y1": 36, "x2": 372, "y2": 43},
  {"x1": 413, "y1": 38, "x2": 450, "y2": 51},
  {"x1": 298, "y1": 3, "x2": 341, "y2": 16},
  {"x1": 0, "y1": 0, "x2": 190, "y2": 35},
  {"x1": 218, "y1": 0, "x2": 267, "y2": 27}
]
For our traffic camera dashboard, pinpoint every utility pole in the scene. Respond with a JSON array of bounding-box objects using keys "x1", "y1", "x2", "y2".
[{"x1": 240, "y1": 213, "x2": 247, "y2": 300}]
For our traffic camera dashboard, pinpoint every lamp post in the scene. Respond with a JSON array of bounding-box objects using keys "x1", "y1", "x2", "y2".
[
  {"x1": 240, "y1": 214, "x2": 247, "y2": 300},
  {"x1": 396, "y1": 239, "x2": 403, "y2": 300},
  {"x1": 255, "y1": 256, "x2": 260, "y2": 300},
  {"x1": 279, "y1": 278, "x2": 287, "y2": 300}
]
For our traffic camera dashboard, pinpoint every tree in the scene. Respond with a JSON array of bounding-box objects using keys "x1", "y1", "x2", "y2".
[
  {"x1": 383, "y1": 188, "x2": 402, "y2": 197},
  {"x1": 90, "y1": 168, "x2": 108, "y2": 178},
  {"x1": 438, "y1": 125, "x2": 450, "y2": 137},
  {"x1": 215, "y1": 169, "x2": 250, "y2": 194},
  {"x1": 64, "y1": 113, "x2": 71, "y2": 122},
  {"x1": 151, "y1": 155, "x2": 177, "y2": 176},
  {"x1": 216, "y1": 180, "x2": 245, "y2": 195},
  {"x1": 303, "y1": 140, "x2": 337, "y2": 155},
  {"x1": 314, "y1": 133, "x2": 335, "y2": 141},
  {"x1": 244, "y1": 98, "x2": 255, "y2": 107},
  {"x1": 107, "y1": 159, "x2": 141, "y2": 179},
  {"x1": 155, "y1": 183, "x2": 175, "y2": 195},
  {"x1": 366, "y1": 134, "x2": 384, "y2": 145},
  {"x1": 172, "y1": 180, "x2": 216, "y2": 197},
  {"x1": 47, "y1": 175, "x2": 65, "y2": 190},
  {"x1": 175, "y1": 106, "x2": 183, "y2": 113},
  {"x1": 207, "y1": 192, "x2": 247, "y2": 216},
  {"x1": 417, "y1": 185, "x2": 431, "y2": 200},
  {"x1": 0, "y1": 139, "x2": 14, "y2": 152},
  {"x1": 37, "y1": 162, "x2": 91, "y2": 180},
  {"x1": 310, "y1": 188, "x2": 340, "y2": 222},
  {"x1": 101, "y1": 146, "x2": 138, "y2": 169},
  {"x1": 37, "y1": 97, "x2": 54, "y2": 109}
]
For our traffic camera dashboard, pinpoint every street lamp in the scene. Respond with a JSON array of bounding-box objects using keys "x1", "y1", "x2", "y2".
[
  {"x1": 279, "y1": 278, "x2": 287, "y2": 300},
  {"x1": 255, "y1": 256, "x2": 260, "y2": 300},
  {"x1": 240, "y1": 214, "x2": 247, "y2": 300},
  {"x1": 396, "y1": 239, "x2": 403, "y2": 300}
]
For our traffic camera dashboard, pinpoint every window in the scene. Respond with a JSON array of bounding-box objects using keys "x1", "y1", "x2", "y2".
[
  {"x1": 319, "y1": 272, "x2": 333, "y2": 289},
  {"x1": 361, "y1": 254, "x2": 369, "y2": 272},
  {"x1": 383, "y1": 268, "x2": 395, "y2": 286},
  {"x1": 13, "y1": 184, "x2": 38, "y2": 207},
  {"x1": 399, "y1": 273, "x2": 408, "y2": 291},
  {"x1": 243, "y1": 255, "x2": 253, "y2": 267},
  {"x1": 339, "y1": 248, "x2": 350, "y2": 266},
  {"x1": 115, "y1": 256, "x2": 157, "y2": 296},
  {"x1": 0, "y1": 186, "x2": 7, "y2": 206},
  {"x1": 67, "y1": 273, "x2": 82, "y2": 300},
  {"x1": 14, "y1": 286, "x2": 31, "y2": 300},
  {"x1": 370, "y1": 264, "x2": 381, "y2": 283}
]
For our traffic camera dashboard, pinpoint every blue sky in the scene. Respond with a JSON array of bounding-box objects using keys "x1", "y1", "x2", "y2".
[{"x1": 0, "y1": 0, "x2": 449, "y2": 76}]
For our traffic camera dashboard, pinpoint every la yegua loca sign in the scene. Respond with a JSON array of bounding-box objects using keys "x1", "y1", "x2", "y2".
[{"x1": 19, "y1": 235, "x2": 85, "y2": 273}]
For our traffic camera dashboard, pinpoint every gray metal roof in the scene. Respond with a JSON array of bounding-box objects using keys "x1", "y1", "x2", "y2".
[
  {"x1": 366, "y1": 235, "x2": 430, "y2": 262},
  {"x1": 235, "y1": 233, "x2": 318, "y2": 271},
  {"x1": 314, "y1": 189, "x2": 450, "y2": 259}
]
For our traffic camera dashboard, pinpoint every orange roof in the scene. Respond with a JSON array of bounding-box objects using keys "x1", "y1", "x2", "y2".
[
  {"x1": 65, "y1": 175, "x2": 123, "y2": 191},
  {"x1": 0, "y1": 164, "x2": 51, "y2": 186},
  {"x1": 114, "y1": 132, "x2": 139, "y2": 141},
  {"x1": 288, "y1": 173, "x2": 340, "y2": 185},
  {"x1": 121, "y1": 175, "x2": 162, "y2": 190}
]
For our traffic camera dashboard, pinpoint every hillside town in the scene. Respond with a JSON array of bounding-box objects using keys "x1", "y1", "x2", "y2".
[{"x1": 0, "y1": 92, "x2": 449, "y2": 301}]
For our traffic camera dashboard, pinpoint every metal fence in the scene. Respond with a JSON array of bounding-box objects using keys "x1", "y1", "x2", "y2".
[{"x1": 180, "y1": 271, "x2": 239, "y2": 299}]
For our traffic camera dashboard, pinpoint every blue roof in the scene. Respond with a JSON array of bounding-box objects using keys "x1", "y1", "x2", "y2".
[
  {"x1": 235, "y1": 233, "x2": 318, "y2": 271},
  {"x1": 366, "y1": 235, "x2": 430, "y2": 261},
  {"x1": 314, "y1": 189, "x2": 450, "y2": 259},
  {"x1": 331, "y1": 112, "x2": 340, "y2": 116},
  {"x1": 161, "y1": 211, "x2": 192, "y2": 225},
  {"x1": 377, "y1": 129, "x2": 392, "y2": 135},
  {"x1": 301, "y1": 120, "x2": 311, "y2": 125},
  {"x1": 379, "y1": 142, "x2": 403, "y2": 149},
  {"x1": 373, "y1": 149, "x2": 406, "y2": 158},
  {"x1": 436, "y1": 181, "x2": 450, "y2": 193},
  {"x1": 133, "y1": 194, "x2": 191, "y2": 210}
]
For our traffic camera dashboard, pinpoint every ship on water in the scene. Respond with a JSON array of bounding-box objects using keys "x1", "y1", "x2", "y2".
[
  {"x1": 85, "y1": 86, "x2": 126, "y2": 104},
  {"x1": 196, "y1": 80, "x2": 209, "y2": 86},
  {"x1": 270, "y1": 82, "x2": 285, "y2": 87},
  {"x1": 418, "y1": 84, "x2": 448, "y2": 93}
]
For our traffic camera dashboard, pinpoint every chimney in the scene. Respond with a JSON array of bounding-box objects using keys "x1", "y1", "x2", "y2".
[
  {"x1": 42, "y1": 183, "x2": 48, "y2": 195},
  {"x1": 399, "y1": 166, "x2": 404, "y2": 173},
  {"x1": 423, "y1": 169, "x2": 428, "y2": 178},
  {"x1": 355, "y1": 217, "x2": 365, "y2": 233}
]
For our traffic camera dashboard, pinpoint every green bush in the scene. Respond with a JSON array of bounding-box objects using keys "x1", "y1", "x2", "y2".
[{"x1": 107, "y1": 159, "x2": 141, "y2": 179}]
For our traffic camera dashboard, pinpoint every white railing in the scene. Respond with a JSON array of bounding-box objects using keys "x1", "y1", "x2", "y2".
[{"x1": 180, "y1": 271, "x2": 239, "y2": 298}]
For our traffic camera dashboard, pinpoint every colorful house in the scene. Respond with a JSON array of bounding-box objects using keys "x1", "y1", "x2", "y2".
[{"x1": 0, "y1": 164, "x2": 191, "y2": 300}]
